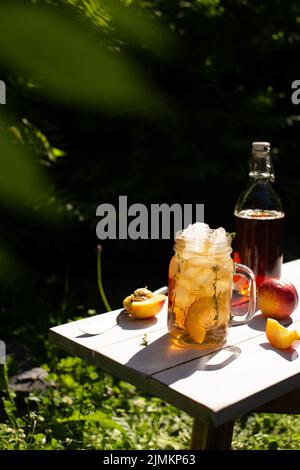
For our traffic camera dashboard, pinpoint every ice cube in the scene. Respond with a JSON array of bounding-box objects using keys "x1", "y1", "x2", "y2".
[
  {"x1": 176, "y1": 222, "x2": 211, "y2": 252},
  {"x1": 208, "y1": 227, "x2": 229, "y2": 252},
  {"x1": 177, "y1": 222, "x2": 210, "y2": 241},
  {"x1": 174, "y1": 283, "x2": 194, "y2": 308},
  {"x1": 210, "y1": 227, "x2": 227, "y2": 245},
  {"x1": 176, "y1": 222, "x2": 230, "y2": 254},
  {"x1": 173, "y1": 306, "x2": 186, "y2": 328}
]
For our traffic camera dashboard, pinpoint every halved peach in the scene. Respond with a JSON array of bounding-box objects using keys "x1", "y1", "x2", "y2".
[
  {"x1": 266, "y1": 318, "x2": 300, "y2": 350},
  {"x1": 123, "y1": 288, "x2": 166, "y2": 319}
]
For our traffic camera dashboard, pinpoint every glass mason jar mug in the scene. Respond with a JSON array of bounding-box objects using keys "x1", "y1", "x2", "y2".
[{"x1": 168, "y1": 235, "x2": 256, "y2": 349}]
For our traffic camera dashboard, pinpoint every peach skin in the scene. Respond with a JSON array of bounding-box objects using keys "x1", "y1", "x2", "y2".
[{"x1": 258, "y1": 279, "x2": 298, "y2": 320}]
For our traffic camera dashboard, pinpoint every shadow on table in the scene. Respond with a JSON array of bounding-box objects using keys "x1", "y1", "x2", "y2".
[
  {"x1": 125, "y1": 333, "x2": 241, "y2": 380},
  {"x1": 247, "y1": 313, "x2": 267, "y2": 332},
  {"x1": 247, "y1": 313, "x2": 293, "y2": 332},
  {"x1": 259, "y1": 341, "x2": 298, "y2": 361},
  {"x1": 75, "y1": 309, "x2": 159, "y2": 338},
  {"x1": 116, "y1": 310, "x2": 158, "y2": 330}
]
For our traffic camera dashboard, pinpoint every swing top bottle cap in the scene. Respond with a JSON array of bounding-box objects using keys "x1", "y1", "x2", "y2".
[{"x1": 252, "y1": 141, "x2": 271, "y2": 155}]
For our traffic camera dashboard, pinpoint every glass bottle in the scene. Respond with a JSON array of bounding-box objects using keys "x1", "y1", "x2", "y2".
[{"x1": 233, "y1": 142, "x2": 284, "y2": 289}]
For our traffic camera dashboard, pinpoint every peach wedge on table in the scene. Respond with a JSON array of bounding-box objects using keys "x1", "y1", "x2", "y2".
[
  {"x1": 266, "y1": 318, "x2": 300, "y2": 350},
  {"x1": 123, "y1": 288, "x2": 166, "y2": 319}
]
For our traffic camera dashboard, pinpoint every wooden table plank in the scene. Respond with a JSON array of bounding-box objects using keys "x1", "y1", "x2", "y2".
[
  {"x1": 49, "y1": 259, "x2": 300, "y2": 427},
  {"x1": 49, "y1": 259, "x2": 300, "y2": 355},
  {"x1": 150, "y1": 321, "x2": 300, "y2": 426},
  {"x1": 49, "y1": 305, "x2": 300, "y2": 377},
  {"x1": 50, "y1": 302, "x2": 168, "y2": 350}
]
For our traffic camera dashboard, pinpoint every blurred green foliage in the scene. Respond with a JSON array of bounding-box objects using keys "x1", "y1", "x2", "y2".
[{"x1": 0, "y1": 1, "x2": 169, "y2": 109}]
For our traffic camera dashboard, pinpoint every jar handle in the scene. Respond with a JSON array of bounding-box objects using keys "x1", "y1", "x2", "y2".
[{"x1": 230, "y1": 263, "x2": 256, "y2": 326}]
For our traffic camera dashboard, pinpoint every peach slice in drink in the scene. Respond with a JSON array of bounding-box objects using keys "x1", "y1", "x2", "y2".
[
  {"x1": 185, "y1": 292, "x2": 230, "y2": 344},
  {"x1": 185, "y1": 296, "x2": 215, "y2": 344}
]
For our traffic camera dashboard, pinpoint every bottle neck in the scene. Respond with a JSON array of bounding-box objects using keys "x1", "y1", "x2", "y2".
[{"x1": 249, "y1": 152, "x2": 275, "y2": 182}]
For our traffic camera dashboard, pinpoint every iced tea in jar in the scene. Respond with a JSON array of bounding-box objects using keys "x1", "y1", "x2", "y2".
[{"x1": 168, "y1": 223, "x2": 256, "y2": 349}]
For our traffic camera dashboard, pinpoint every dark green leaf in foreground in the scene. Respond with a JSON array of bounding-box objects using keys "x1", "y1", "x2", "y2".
[
  {"x1": 0, "y1": 112, "x2": 45, "y2": 207},
  {"x1": 0, "y1": 3, "x2": 165, "y2": 111}
]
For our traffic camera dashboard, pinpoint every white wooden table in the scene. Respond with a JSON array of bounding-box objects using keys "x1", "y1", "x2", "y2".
[{"x1": 49, "y1": 260, "x2": 300, "y2": 450}]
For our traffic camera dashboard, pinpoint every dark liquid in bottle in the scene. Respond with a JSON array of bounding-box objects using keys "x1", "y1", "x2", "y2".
[{"x1": 233, "y1": 209, "x2": 284, "y2": 288}]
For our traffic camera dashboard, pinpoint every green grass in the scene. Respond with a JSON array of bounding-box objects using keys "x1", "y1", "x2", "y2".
[
  {"x1": 0, "y1": 356, "x2": 192, "y2": 450},
  {"x1": 1, "y1": 354, "x2": 300, "y2": 450}
]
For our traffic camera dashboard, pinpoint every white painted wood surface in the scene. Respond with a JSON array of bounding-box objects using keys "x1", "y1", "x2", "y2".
[{"x1": 49, "y1": 259, "x2": 300, "y2": 426}]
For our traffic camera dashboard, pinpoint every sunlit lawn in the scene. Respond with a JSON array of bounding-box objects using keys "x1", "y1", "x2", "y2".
[{"x1": 1, "y1": 355, "x2": 300, "y2": 450}]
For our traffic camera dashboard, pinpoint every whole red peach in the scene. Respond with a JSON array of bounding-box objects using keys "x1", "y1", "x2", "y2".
[{"x1": 258, "y1": 279, "x2": 299, "y2": 320}]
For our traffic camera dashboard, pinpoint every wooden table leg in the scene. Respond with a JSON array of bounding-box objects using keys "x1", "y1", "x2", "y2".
[{"x1": 190, "y1": 419, "x2": 235, "y2": 450}]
